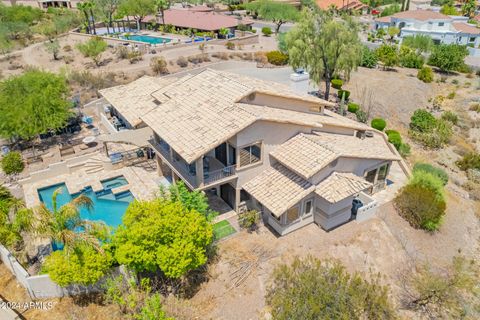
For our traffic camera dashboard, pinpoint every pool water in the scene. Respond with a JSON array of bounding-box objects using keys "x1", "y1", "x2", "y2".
[
  {"x1": 122, "y1": 34, "x2": 171, "y2": 44},
  {"x1": 101, "y1": 176, "x2": 128, "y2": 190},
  {"x1": 38, "y1": 177, "x2": 134, "y2": 229}
]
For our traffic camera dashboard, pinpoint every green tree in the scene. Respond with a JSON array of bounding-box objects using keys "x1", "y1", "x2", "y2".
[
  {"x1": 36, "y1": 187, "x2": 109, "y2": 252},
  {"x1": 402, "y1": 34, "x2": 434, "y2": 53},
  {"x1": 380, "y1": 4, "x2": 400, "y2": 17},
  {"x1": 0, "y1": 185, "x2": 34, "y2": 250},
  {"x1": 387, "y1": 26, "x2": 399, "y2": 41},
  {"x1": 76, "y1": 36, "x2": 107, "y2": 66},
  {"x1": 113, "y1": 199, "x2": 213, "y2": 278},
  {"x1": 154, "y1": 0, "x2": 170, "y2": 25},
  {"x1": 42, "y1": 244, "x2": 113, "y2": 286},
  {"x1": 394, "y1": 170, "x2": 446, "y2": 231},
  {"x1": 119, "y1": 0, "x2": 156, "y2": 31},
  {"x1": 286, "y1": 9, "x2": 361, "y2": 99},
  {"x1": 399, "y1": 46, "x2": 424, "y2": 69},
  {"x1": 96, "y1": 0, "x2": 121, "y2": 33},
  {"x1": 266, "y1": 256, "x2": 397, "y2": 319},
  {"x1": 428, "y1": 44, "x2": 469, "y2": 72},
  {"x1": 462, "y1": 0, "x2": 476, "y2": 18},
  {"x1": 376, "y1": 44, "x2": 399, "y2": 69},
  {"x1": 360, "y1": 45, "x2": 378, "y2": 68},
  {"x1": 78, "y1": 1, "x2": 97, "y2": 34},
  {"x1": 159, "y1": 181, "x2": 217, "y2": 221},
  {"x1": 440, "y1": 4, "x2": 458, "y2": 15},
  {"x1": 246, "y1": 0, "x2": 299, "y2": 34},
  {"x1": 0, "y1": 70, "x2": 72, "y2": 155}
]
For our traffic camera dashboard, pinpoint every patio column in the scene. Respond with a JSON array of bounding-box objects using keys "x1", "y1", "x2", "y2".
[
  {"x1": 195, "y1": 157, "x2": 204, "y2": 188},
  {"x1": 234, "y1": 187, "x2": 241, "y2": 212},
  {"x1": 156, "y1": 155, "x2": 164, "y2": 176}
]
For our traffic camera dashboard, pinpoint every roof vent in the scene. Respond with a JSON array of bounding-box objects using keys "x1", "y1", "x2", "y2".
[{"x1": 365, "y1": 131, "x2": 374, "y2": 138}]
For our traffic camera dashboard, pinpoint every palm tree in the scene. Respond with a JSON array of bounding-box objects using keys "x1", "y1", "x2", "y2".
[
  {"x1": 78, "y1": 2, "x2": 92, "y2": 34},
  {"x1": 36, "y1": 188, "x2": 108, "y2": 253}
]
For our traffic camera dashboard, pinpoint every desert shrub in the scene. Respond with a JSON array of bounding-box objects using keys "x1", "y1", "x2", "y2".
[
  {"x1": 417, "y1": 66, "x2": 433, "y2": 83},
  {"x1": 63, "y1": 44, "x2": 72, "y2": 52},
  {"x1": 371, "y1": 118, "x2": 387, "y2": 131},
  {"x1": 266, "y1": 50, "x2": 288, "y2": 66},
  {"x1": 386, "y1": 130, "x2": 402, "y2": 149},
  {"x1": 176, "y1": 56, "x2": 188, "y2": 67},
  {"x1": 331, "y1": 79, "x2": 343, "y2": 89},
  {"x1": 347, "y1": 102, "x2": 359, "y2": 113},
  {"x1": 356, "y1": 109, "x2": 367, "y2": 123},
  {"x1": 127, "y1": 51, "x2": 142, "y2": 64},
  {"x1": 225, "y1": 41, "x2": 235, "y2": 50},
  {"x1": 62, "y1": 55, "x2": 74, "y2": 64},
  {"x1": 1, "y1": 151, "x2": 24, "y2": 175},
  {"x1": 394, "y1": 171, "x2": 446, "y2": 231},
  {"x1": 410, "y1": 109, "x2": 436, "y2": 133},
  {"x1": 446, "y1": 91, "x2": 455, "y2": 99},
  {"x1": 150, "y1": 56, "x2": 168, "y2": 75},
  {"x1": 398, "y1": 142, "x2": 411, "y2": 158},
  {"x1": 360, "y1": 45, "x2": 377, "y2": 68},
  {"x1": 413, "y1": 163, "x2": 449, "y2": 186},
  {"x1": 451, "y1": 79, "x2": 459, "y2": 85},
  {"x1": 469, "y1": 103, "x2": 480, "y2": 112},
  {"x1": 337, "y1": 89, "x2": 350, "y2": 100},
  {"x1": 441, "y1": 111, "x2": 458, "y2": 125},
  {"x1": 261, "y1": 27, "x2": 272, "y2": 36},
  {"x1": 115, "y1": 46, "x2": 129, "y2": 60},
  {"x1": 456, "y1": 152, "x2": 480, "y2": 171},
  {"x1": 399, "y1": 46, "x2": 424, "y2": 69},
  {"x1": 239, "y1": 210, "x2": 259, "y2": 232}
]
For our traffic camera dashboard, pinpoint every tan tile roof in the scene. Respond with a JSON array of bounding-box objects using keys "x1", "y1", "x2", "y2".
[
  {"x1": 142, "y1": 69, "x2": 337, "y2": 163},
  {"x1": 310, "y1": 131, "x2": 401, "y2": 161},
  {"x1": 390, "y1": 10, "x2": 449, "y2": 21},
  {"x1": 453, "y1": 22, "x2": 480, "y2": 35},
  {"x1": 315, "y1": 172, "x2": 371, "y2": 203},
  {"x1": 243, "y1": 164, "x2": 314, "y2": 217},
  {"x1": 99, "y1": 76, "x2": 172, "y2": 127},
  {"x1": 270, "y1": 133, "x2": 337, "y2": 180}
]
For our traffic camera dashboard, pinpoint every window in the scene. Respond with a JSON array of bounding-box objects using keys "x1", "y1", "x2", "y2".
[
  {"x1": 470, "y1": 37, "x2": 476, "y2": 43},
  {"x1": 377, "y1": 164, "x2": 389, "y2": 182},
  {"x1": 240, "y1": 190, "x2": 250, "y2": 202},
  {"x1": 438, "y1": 22, "x2": 444, "y2": 27},
  {"x1": 303, "y1": 200, "x2": 313, "y2": 216},
  {"x1": 239, "y1": 142, "x2": 262, "y2": 167},
  {"x1": 365, "y1": 168, "x2": 377, "y2": 184},
  {"x1": 286, "y1": 206, "x2": 300, "y2": 224}
]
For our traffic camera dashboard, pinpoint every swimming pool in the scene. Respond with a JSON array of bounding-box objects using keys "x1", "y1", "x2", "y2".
[
  {"x1": 122, "y1": 34, "x2": 172, "y2": 44},
  {"x1": 37, "y1": 176, "x2": 134, "y2": 229}
]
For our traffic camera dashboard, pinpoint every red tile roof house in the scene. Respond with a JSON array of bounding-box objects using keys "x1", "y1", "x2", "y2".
[
  {"x1": 316, "y1": 0, "x2": 368, "y2": 12},
  {"x1": 374, "y1": 10, "x2": 480, "y2": 52},
  {"x1": 147, "y1": 9, "x2": 254, "y2": 34}
]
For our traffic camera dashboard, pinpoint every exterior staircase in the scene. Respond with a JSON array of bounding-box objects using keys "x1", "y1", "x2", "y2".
[{"x1": 84, "y1": 156, "x2": 109, "y2": 174}]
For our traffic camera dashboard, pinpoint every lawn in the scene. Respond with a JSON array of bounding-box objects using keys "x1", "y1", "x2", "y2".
[{"x1": 213, "y1": 220, "x2": 236, "y2": 240}]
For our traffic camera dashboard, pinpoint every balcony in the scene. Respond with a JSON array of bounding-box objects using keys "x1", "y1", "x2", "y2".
[{"x1": 149, "y1": 139, "x2": 237, "y2": 189}]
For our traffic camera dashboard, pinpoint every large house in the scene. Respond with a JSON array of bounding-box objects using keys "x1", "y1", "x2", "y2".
[
  {"x1": 99, "y1": 69, "x2": 401, "y2": 235},
  {"x1": 375, "y1": 10, "x2": 480, "y2": 48}
]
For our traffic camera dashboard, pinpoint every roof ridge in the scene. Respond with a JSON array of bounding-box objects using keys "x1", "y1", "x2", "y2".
[{"x1": 301, "y1": 133, "x2": 338, "y2": 155}]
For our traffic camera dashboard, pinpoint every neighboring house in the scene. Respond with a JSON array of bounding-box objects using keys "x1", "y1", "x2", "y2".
[
  {"x1": 374, "y1": 10, "x2": 480, "y2": 48},
  {"x1": 316, "y1": 0, "x2": 367, "y2": 12},
  {"x1": 100, "y1": 69, "x2": 401, "y2": 235},
  {"x1": 1, "y1": 0, "x2": 77, "y2": 8}
]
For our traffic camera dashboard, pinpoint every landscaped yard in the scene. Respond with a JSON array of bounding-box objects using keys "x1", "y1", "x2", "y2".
[{"x1": 213, "y1": 220, "x2": 236, "y2": 240}]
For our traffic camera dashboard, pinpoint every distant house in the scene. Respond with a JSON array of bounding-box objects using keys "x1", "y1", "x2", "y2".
[
  {"x1": 316, "y1": 0, "x2": 367, "y2": 12},
  {"x1": 154, "y1": 9, "x2": 254, "y2": 33},
  {"x1": 100, "y1": 69, "x2": 402, "y2": 235},
  {"x1": 374, "y1": 10, "x2": 480, "y2": 49}
]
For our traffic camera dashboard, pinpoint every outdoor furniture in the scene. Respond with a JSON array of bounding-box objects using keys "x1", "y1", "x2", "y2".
[
  {"x1": 81, "y1": 115, "x2": 93, "y2": 125},
  {"x1": 110, "y1": 152, "x2": 123, "y2": 164}
]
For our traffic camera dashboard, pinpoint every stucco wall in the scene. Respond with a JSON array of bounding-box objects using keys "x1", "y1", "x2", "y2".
[{"x1": 243, "y1": 92, "x2": 322, "y2": 113}]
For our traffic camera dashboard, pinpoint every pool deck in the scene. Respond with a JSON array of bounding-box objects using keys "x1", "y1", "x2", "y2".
[{"x1": 22, "y1": 163, "x2": 160, "y2": 209}]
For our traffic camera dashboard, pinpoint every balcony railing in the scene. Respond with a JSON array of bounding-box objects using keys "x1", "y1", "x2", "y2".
[{"x1": 149, "y1": 139, "x2": 237, "y2": 189}]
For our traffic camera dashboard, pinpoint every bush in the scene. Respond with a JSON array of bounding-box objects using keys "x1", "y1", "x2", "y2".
[
  {"x1": 1, "y1": 152, "x2": 24, "y2": 175},
  {"x1": 394, "y1": 171, "x2": 446, "y2": 231},
  {"x1": 176, "y1": 56, "x2": 188, "y2": 67},
  {"x1": 410, "y1": 109, "x2": 436, "y2": 133},
  {"x1": 356, "y1": 109, "x2": 367, "y2": 123},
  {"x1": 225, "y1": 41, "x2": 235, "y2": 50},
  {"x1": 266, "y1": 50, "x2": 288, "y2": 66},
  {"x1": 150, "y1": 56, "x2": 168, "y2": 75},
  {"x1": 371, "y1": 118, "x2": 387, "y2": 131},
  {"x1": 398, "y1": 142, "x2": 411, "y2": 158},
  {"x1": 446, "y1": 91, "x2": 455, "y2": 99},
  {"x1": 337, "y1": 89, "x2": 350, "y2": 100},
  {"x1": 441, "y1": 111, "x2": 458, "y2": 125},
  {"x1": 456, "y1": 152, "x2": 480, "y2": 171},
  {"x1": 386, "y1": 130, "x2": 402, "y2": 149},
  {"x1": 331, "y1": 79, "x2": 343, "y2": 89},
  {"x1": 127, "y1": 51, "x2": 142, "y2": 64},
  {"x1": 360, "y1": 45, "x2": 377, "y2": 68},
  {"x1": 413, "y1": 163, "x2": 449, "y2": 186},
  {"x1": 417, "y1": 66, "x2": 433, "y2": 83},
  {"x1": 239, "y1": 210, "x2": 259, "y2": 232},
  {"x1": 347, "y1": 102, "x2": 359, "y2": 113},
  {"x1": 261, "y1": 27, "x2": 272, "y2": 36},
  {"x1": 115, "y1": 46, "x2": 129, "y2": 60},
  {"x1": 399, "y1": 46, "x2": 424, "y2": 69}
]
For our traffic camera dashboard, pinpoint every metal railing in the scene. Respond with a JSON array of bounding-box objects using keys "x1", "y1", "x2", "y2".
[{"x1": 204, "y1": 165, "x2": 236, "y2": 185}]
